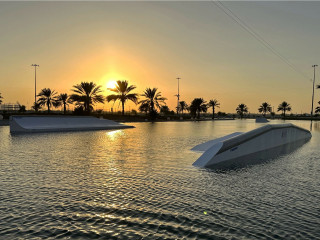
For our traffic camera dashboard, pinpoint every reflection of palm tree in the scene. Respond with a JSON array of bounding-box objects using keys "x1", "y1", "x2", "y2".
[
  {"x1": 37, "y1": 88, "x2": 58, "y2": 113},
  {"x1": 277, "y1": 101, "x2": 291, "y2": 119},
  {"x1": 236, "y1": 103, "x2": 248, "y2": 119},
  {"x1": 55, "y1": 93, "x2": 70, "y2": 114},
  {"x1": 70, "y1": 82, "x2": 104, "y2": 114},
  {"x1": 190, "y1": 98, "x2": 207, "y2": 119},
  {"x1": 139, "y1": 88, "x2": 167, "y2": 119},
  {"x1": 0, "y1": 92, "x2": 3, "y2": 104},
  {"x1": 106, "y1": 80, "x2": 138, "y2": 115},
  {"x1": 208, "y1": 99, "x2": 220, "y2": 119},
  {"x1": 179, "y1": 101, "x2": 188, "y2": 114},
  {"x1": 315, "y1": 101, "x2": 320, "y2": 113},
  {"x1": 258, "y1": 102, "x2": 272, "y2": 117}
]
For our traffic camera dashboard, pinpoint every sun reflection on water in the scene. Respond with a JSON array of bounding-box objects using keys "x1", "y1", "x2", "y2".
[{"x1": 106, "y1": 130, "x2": 124, "y2": 141}]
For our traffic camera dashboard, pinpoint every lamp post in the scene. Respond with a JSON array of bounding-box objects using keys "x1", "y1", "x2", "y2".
[
  {"x1": 311, "y1": 64, "x2": 318, "y2": 117},
  {"x1": 31, "y1": 64, "x2": 39, "y2": 107},
  {"x1": 176, "y1": 77, "x2": 180, "y2": 115}
]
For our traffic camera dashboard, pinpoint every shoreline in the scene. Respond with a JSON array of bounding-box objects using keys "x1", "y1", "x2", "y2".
[{"x1": 1, "y1": 116, "x2": 320, "y2": 126}]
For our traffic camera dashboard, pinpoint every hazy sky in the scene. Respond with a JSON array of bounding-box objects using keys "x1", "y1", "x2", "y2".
[{"x1": 1, "y1": 1, "x2": 320, "y2": 113}]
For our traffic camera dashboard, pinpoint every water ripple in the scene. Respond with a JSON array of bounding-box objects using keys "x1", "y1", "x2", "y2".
[{"x1": 1, "y1": 120, "x2": 320, "y2": 239}]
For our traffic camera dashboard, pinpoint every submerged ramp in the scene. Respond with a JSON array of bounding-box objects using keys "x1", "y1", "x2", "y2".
[
  {"x1": 10, "y1": 116, "x2": 134, "y2": 133},
  {"x1": 192, "y1": 124, "x2": 311, "y2": 169}
]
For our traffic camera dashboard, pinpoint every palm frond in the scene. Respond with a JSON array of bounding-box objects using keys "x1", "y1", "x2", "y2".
[{"x1": 107, "y1": 95, "x2": 122, "y2": 102}]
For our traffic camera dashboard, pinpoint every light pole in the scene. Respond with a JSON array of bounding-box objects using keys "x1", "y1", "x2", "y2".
[
  {"x1": 31, "y1": 64, "x2": 39, "y2": 107},
  {"x1": 176, "y1": 77, "x2": 180, "y2": 115},
  {"x1": 311, "y1": 64, "x2": 318, "y2": 117}
]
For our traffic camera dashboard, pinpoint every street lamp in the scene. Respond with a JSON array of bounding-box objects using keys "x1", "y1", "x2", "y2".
[
  {"x1": 175, "y1": 77, "x2": 180, "y2": 115},
  {"x1": 311, "y1": 64, "x2": 318, "y2": 117},
  {"x1": 31, "y1": 64, "x2": 39, "y2": 107}
]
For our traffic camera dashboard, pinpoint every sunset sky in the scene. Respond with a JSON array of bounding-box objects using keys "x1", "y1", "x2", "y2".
[{"x1": 1, "y1": 1, "x2": 320, "y2": 114}]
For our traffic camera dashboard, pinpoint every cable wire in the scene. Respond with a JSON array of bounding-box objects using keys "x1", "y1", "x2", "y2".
[{"x1": 212, "y1": 0, "x2": 310, "y2": 80}]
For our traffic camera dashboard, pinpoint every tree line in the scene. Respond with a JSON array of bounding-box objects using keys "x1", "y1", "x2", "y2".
[
  {"x1": 1, "y1": 81, "x2": 320, "y2": 119},
  {"x1": 31, "y1": 81, "x2": 168, "y2": 120}
]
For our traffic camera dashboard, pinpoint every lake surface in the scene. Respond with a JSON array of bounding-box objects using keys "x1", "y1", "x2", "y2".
[{"x1": 1, "y1": 119, "x2": 320, "y2": 239}]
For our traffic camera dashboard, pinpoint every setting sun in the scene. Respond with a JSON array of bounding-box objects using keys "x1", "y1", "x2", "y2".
[{"x1": 106, "y1": 80, "x2": 117, "y2": 90}]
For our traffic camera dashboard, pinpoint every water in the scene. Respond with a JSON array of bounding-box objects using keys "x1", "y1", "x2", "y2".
[{"x1": 1, "y1": 119, "x2": 320, "y2": 239}]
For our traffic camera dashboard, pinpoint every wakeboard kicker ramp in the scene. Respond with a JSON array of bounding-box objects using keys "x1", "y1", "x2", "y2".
[
  {"x1": 10, "y1": 116, "x2": 134, "y2": 133},
  {"x1": 192, "y1": 124, "x2": 311, "y2": 169}
]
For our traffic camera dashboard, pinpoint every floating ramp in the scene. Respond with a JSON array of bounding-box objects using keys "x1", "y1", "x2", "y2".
[
  {"x1": 10, "y1": 116, "x2": 134, "y2": 133},
  {"x1": 192, "y1": 124, "x2": 311, "y2": 169},
  {"x1": 255, "y1": 117, "x2": 269, "y2": 123}
]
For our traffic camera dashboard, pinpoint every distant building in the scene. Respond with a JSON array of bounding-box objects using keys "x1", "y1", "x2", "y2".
[{"x1": 0, "y1": 103, "x2": 20, "y2": 112}]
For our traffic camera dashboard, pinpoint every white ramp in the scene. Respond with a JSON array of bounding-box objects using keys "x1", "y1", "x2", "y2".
[
  {"x1": 10, "y1": 116, "x2": 134, "y2": 133},
  {"x1": 192, "y1": 124, "x2": 311, "y2": 169},
  {"x1": 191, "y1": 132, "x2": 243, "y2": 152}
]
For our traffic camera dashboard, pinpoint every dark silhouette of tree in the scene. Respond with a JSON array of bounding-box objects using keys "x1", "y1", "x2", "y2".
[
  {"x1": 139, "y1": 102, "x2": 149, "y2": 115},
  {"x1": 17, "y1": 102, "x2": 26, "y2": 113},
  {"x1": 217, "y1": 111, "x2": 227, "y2": 117},
  {"x1": 270, "y1": 112, "x2": 276, "y2": 118},
  {"x1": 74, "y1": 106, "x2": 85, "y2": 115},
  {"x1": 70, "y1": 82, "x2": 104, "y2": 114},
  {"x1": 160, "y1": 105, "x2": 171, "y2": 116},
  {"x1": 139, "y1": 88, "x2": 167, "y2": 119},
  {"x1": 236, "y1": 103, "x2": 248, "y2": 119},
  {"x1": 208, "y1": 99, "x2": 220, "y2": 119},
  {"x1": 190, "y1": 98, "x2": 207, "y2": 119},
  {"x1": 179, "y1": 101, "x2": 188, "y2": 114},
  {"x1": 32, "y1": 102, "x2": 41, "y2": 112},
  {"x1": 315, "y1": 101, "x2": 320, "y2": 113},
  {"x1": 0, "y1": 93, "x2": 3, "y2": 104},
  {"x1": 277, "y1": 101, "x2": 291, "y2": 119},
  {"x1": 55, "y1": 93, "x2": 71, "y2": 114},
  {"x1": 258, "y1": 102, "x2": 272, "y2": 117},
  {"x1": 37, "y1": 88, "x2": 58, "y2": 113},
  {"x1": 106, "y1": 80, "x2": 138, "y2": 115}
]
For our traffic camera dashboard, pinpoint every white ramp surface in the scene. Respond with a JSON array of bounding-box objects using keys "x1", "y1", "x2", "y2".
[
  {"x1": 191, "y1": 132, "x2": 243, "y2": 152},
  {"x1": 192, "y1": 124, "x2": 312, "y2": 169},
  {"x1": 10, "y1": 116, "x2": 134, "y2": 133}
]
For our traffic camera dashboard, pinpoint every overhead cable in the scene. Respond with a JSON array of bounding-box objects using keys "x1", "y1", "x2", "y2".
[{"x1": 212, "y1": 0, "x2": 310, "y2": 80}]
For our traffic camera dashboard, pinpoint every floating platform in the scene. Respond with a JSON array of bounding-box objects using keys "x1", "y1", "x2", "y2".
[
  {"x1": 255, "y1": 117, "x2": 269, "y2": 123},
  {"x1": 192, "y1": 123, "x2": 311, "y2": 169},
  {"x1": 10, "y1": 116, "x2": 134, "y2": 133}
]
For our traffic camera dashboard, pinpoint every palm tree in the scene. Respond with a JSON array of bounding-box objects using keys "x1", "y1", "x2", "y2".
[
  {"x1": 106, "y1": 80, "x2": 138, "y2": 115},
  {"x1": 0, "y1": 92, "x2": 3, "y2": 104},
  {"x1": 17, "y1": 102, "x2": 26, "y2": 113},
  {"x1": 258, "y1": 102, "x2": 272, "y2": 117},
  {"x1": 55, "y1": 93, "x2": 70, "y2": 114},
  {"x1": 70, "y1": 82, "x2": 104, "y2": 114},
  {"x1": 208, "y1": 99, "x2": 220, "y2": 119},
  {"x1": 190, "y1": 98, "x2": 208, "y2": 119},
  {"x1": 236, "y1": 103, "x2": 248, "y2": 119},
  {"x1": 139, "y1": 88, "x2": 167, "y2": 119},
  {"x1": 277, "y1": 101, "x2": 291, "y2": 119},
  {"x1": 179, "y1": 101, "x2": 188, "y2": 114},
  {"x1": 37, "y1": 88, "x2": 58, "y2": 113},
  {"x1": 315, "y1": 101, "x2": 320, "y2": 114},
  {"x1": 32, "y1": 102, "x2": 41, "y2": 112},
  {"x1": 139, "y1": 102, "x2": 149, "y2": 114},
  {"x1": 160, "y1": 105, "x2": 171, "y2": 115}
]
